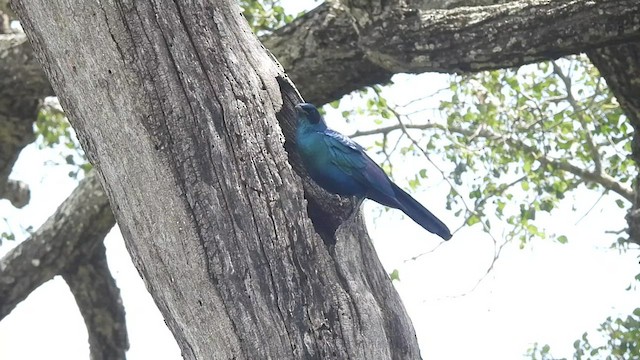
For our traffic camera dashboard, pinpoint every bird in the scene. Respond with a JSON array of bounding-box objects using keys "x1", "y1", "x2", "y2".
[{"x1": 294, "y1": 102, "x2": 452, "y2": 240}]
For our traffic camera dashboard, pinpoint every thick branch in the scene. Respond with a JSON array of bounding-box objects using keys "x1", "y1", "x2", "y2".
[
  {"x1": 266, "y1": 0, "x2": 640, "y2": 105},
  {"x1": 0, "y1": 172, "x2": 115, "y2": 319},
  {"x1": 351, "y1": 0, "x2": 640, "y2": 73},
  {"x1": 62, "y1": 242, "x2": 129, "y2": 360},
  {"x1": 0, "y1": 172, "x2": 127, "y2": 358},
  {"x1": 263, "y1": 4, "x2": 392, "y2": 105}
]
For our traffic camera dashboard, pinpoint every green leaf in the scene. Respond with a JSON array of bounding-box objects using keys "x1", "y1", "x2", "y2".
[
  {"x1": 467, "y1": 215, "x2": 480, "y2": 226},
  {"x1": 389, "y1": 269, "x2": 400, "y2": 281}
]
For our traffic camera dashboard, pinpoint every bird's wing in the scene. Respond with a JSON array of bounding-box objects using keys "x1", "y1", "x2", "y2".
[
  {"x1": 322, "y1": 129, "x2": 368, "y2": 174},
  {"x1": 322, "y1": 130, "x2": 397, "y2": 201}
]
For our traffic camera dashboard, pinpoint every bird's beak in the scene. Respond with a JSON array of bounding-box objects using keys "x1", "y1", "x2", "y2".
[{"x1": 294, "y1": 104, "x2": 304, "y2": 115}]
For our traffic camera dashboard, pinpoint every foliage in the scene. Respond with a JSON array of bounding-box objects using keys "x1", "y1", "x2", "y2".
[
  {"x1": 0, "y1": 227, "x2": 15, "y2": 246},
  {"x1": 573, "y1": 309, "x2": 640, "y2": 360},
  {"x1": 34, "y1": 99, "x2": 91, "y2": 179},
  {"x1": 330, "y1": 56, "x2": 637, "y2": 360},
  {"x1": 389, "y1": 269, "x2": 400, "y2": 282},
  {"x1": 341, "y1": 56, "x2": 634, "y2": 248},
  {"x1": 527, "y1": 342, "x2": 555, "y2": 360},
  {"x1": 239, "y1": 0, "x2": 299, "y2": 34},
  {"x1": 439, "y1": 57, "x2": 633, "y2": 246},
  {"x1": 526, "y1": 307, "x2": 640, "y2": 360}
]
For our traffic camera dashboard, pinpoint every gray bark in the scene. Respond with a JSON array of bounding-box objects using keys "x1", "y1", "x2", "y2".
[
  {"x1": 13, "y1": 1, "x2": 421, "y2": 359},
  {"x1": 62, "y1": 242, "x2": 129, "y2": 360},
  {"x1": 267, "y1": 0, "x2": 640, "y2": 105},
  {"x1": 0, "y1": 173, "x2": 114, "y2": 315},
  {"x1": 0, "y1": 171, "x2": 126, "y2": 359},
  {"x1": 0, "y1": 173, "x2": 129, "y2": 360}
]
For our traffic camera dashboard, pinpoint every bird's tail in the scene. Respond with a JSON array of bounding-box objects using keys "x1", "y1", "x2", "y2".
[{"x1": 391, "y1": 183, "x2": 452, "y2": 240}]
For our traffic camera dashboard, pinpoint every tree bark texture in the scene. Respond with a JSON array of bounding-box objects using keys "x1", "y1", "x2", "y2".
[
  {"x1": 13, "y1": 0, "x2": 421, "y2": 359},
  {"x1": 3, "y1": 1, "x2": 637, "y2": 125},
  {"x1": 62, "y1": 242, "x2": 129, "y2": 360},
  {"x1": 267, "y1": 0, "x2": 640, "y2": 105},
  {"x1": 0, "y1": 172, "x2": 115, "y2": 317},
  {"x1": 0, "y1": 171, "x2": 126, "y2": 359}
]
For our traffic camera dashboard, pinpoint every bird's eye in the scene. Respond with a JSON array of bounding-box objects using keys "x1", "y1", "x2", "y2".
[{"x1": 309, "y1": 111, "x2": 320, "y2": 124}]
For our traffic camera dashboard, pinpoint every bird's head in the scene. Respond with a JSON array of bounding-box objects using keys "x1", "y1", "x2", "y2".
[{"x1": 295, "y1": 103, "x2": 326, "y2": 129}]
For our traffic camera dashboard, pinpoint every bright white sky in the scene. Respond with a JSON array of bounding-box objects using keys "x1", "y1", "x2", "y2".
[{"x1": 1, "y1": 1, "x2": 639, "y2": 359}]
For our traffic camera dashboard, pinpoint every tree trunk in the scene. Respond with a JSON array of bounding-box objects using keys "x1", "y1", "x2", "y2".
[{"x1": 12, "y1": 0, "x2": 421, "y2": 359}]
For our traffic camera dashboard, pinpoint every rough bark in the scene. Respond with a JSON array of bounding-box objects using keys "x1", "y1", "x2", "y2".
[
  {"x1": 266, "y1": 0, "x2": 640, "y2": 105},
  {"x1": 345, "y1": 0, "x2": 640, "y2": 72},
  {"x1": 1, "y1": 4, "x2": 128, "y2": 355},
  {"x1": 62, "y1": 242, "x2": 129, "y2": 360},
  {"x1": 14, "y1": 1, "x2": 421, "y2": 359},
  {"x1": 588, "y1": 44, "x2": 640, "y2": 244},
  {"x1": 0, "y1": 172, "x2": 114, "y2": 318},
  {"x1": 0, "y1": 172, "x2": 125, "y2": 358},
  {"x1": 262, "y1": 4, "x2": 391, "y2": 106}
]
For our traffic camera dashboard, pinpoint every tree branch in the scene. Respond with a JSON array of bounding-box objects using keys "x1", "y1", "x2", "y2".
[
  {"x1": 62, "y1": 242, "x2": 129, "y2": 360},
  {"x1": 552, "y1": 61, "x2": 603, "y2": 173},
  {"x1": 349, "y1": 0, "x2": 640, "y2": 72},
  {"x1": 0, "y1": 172, "x2": 115, "y2": 319},
  {"x1": 349, "y1": 122, "x2": 635, "y2": 202},
  {"x1": 0, "y1": 171, "x2": 126, "y2": 357},
  {"x1": 265, "y1": 0, "x2": 640, "y2": 105},
  {"x1": 263, "y1": 4, "x2": 392, "y2": 105}
]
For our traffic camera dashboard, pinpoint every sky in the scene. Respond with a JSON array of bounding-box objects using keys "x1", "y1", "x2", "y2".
[{"x1": 1, "y1": 1, "x2": 639, "y2": 359}]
